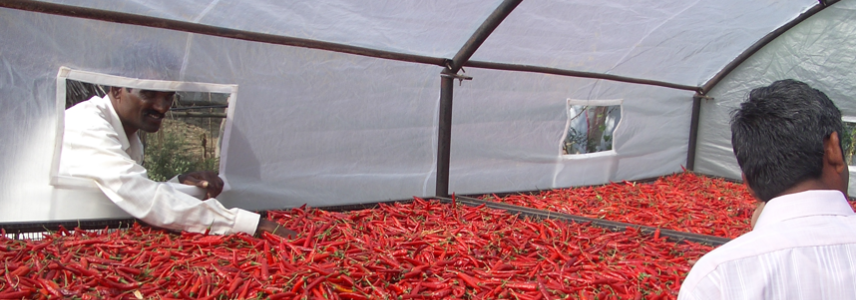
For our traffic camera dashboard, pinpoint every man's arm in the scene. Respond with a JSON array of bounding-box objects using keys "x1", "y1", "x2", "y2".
[{"x1": 62, "y1": 117, "x2": 259, "y2": 235}]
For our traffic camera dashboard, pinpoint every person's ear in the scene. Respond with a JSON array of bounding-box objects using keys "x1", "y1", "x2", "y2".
[
  {"x1": 108, "y1": 86, "x2": 123, "y2": 100},
  {"x1": 825, "y1": 131, "x2": 846, "y2": 174}
]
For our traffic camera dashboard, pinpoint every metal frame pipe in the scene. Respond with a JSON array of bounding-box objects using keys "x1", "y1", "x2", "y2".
[
  {"x1": 686, "y1": 94, "x2": 704, "y2": 171},
  {"x1": 446, "y1": 0, "x2": 523, "y2": 73},
  {"x1": 465, "y1": 60, "x2": 702, "y2": 93},
  {"x1": 435, "y1": 76, "x2": 455, "y2": 197},
  {"x1": 435, "y1": 0, "x2": 522, "y2": 197},
  {"x1": 445, "y1": 196, "x2": 731, "y2": 246}
]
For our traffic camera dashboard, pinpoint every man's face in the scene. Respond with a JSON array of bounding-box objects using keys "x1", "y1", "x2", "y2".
[{"x1": 113, "y1": 88, "x2": 175, "y2": 133}]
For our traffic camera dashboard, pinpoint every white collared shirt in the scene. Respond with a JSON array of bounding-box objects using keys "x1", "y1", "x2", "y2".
[
  {"x1": 678, "y1": 189, "x2": 856, "y2": 300},
  {"x1": 59, "y1": 95, "x2": 259, "y2": 235}
]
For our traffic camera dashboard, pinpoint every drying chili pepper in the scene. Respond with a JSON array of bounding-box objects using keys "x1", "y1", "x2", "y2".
[
  {"x1": 0, "y1": 197, "x2": 714, "y2": 299},
  {"x1": 480, "y1": 171, "x2": 763, "y2": 238}
]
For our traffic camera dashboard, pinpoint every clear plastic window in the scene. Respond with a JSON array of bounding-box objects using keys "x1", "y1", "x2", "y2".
[
  {"x1": 843, "y1": 120, "x2": 856, "y2": 166},
  {"x1": 140, "y1": 91, "x2": 229, "y2": 182},
  {"x1": 562, "y1": 100, "x2": 622, "y2": 156},
  {"x1": 53, "y1": 67, "x2": 238, "y2": 189}
]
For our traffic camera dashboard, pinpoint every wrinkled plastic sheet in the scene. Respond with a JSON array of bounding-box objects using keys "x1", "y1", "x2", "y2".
[{"x1": 695, "y1": 0, "x2": 856, "y2": 196}]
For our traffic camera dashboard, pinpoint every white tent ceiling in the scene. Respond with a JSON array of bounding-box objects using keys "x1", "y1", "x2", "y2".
[{"x1": 36, "y1": 0, "x2": 817, "y2": 86}]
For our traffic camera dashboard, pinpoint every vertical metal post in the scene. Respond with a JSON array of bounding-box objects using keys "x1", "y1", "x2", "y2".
[
  {"x1": 436, "y1": 74, "x2": 455, "y2": 197},
  {"x1": 686, "y1": 94, "x2": 703, "y2": 171},
  {"x1": 433, "y1": 0, "x2": 520, "y2": 197}
]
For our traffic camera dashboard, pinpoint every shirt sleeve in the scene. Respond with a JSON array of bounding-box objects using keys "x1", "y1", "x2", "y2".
[
  {"x1": 61, "y1": 114, "x2": 259, "y2": 235},
  {"x1": 166, "y1": 175, "x2": 207, "y2": 200}
]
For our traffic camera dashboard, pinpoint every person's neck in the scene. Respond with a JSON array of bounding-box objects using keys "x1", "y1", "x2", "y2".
[
  {"x1": 124, "y1": 126, "x2": 137, "y2": 140},
  {"x1": 773, "y1": 179, "x2": 835, "y2": 199}
]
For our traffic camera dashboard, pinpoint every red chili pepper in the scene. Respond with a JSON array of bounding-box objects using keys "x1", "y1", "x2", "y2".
[
  {"x1": 0, "y1": 291, "x2": 33, "y2": 299},
  {"x1": 290, "y1": 276, "x2": 306, "y2": 293},
  {"x1": 99, "y1": 277, "x2": 140, "y2": 290},
  {"x1": 8, "y1": 265, "x2": 30, "y2": 277},
  {"x1": 227, "y1": 275, "x2": 243, "y2": 296},
  {"x1": 237, "y1": 279, "x2": 252, "y2": 299},
  {"x1": 506, "y1": 282, "x2": 538, "y2": 291},
  {"x1": 339, "y1": 292, "x2": 369, "y2": 300},
  {"x1": 456, "y1": 271, "x2": 481, "y2": 291}
]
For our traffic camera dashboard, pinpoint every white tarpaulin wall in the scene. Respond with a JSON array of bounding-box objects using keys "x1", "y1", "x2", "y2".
[
  {"x1": 0, "y1": 0, "x2": 829, "y2": 222},
  {"x1": 696, "y1": 0, "x2": 856, "y2": 196}
]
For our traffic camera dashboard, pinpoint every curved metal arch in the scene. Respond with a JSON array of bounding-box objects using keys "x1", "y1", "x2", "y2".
[{"x1": 700, "y1": 0, "x2": 839, "y2": 95}]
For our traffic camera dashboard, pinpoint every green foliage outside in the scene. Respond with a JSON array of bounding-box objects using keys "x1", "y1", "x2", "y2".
[
  {"x1": 143, "y1": 132, "x2": 218, "y2": 182},
  {"x1": 563, "y1": 105, "x2": 618, "y2": 155},
  {"x1": 843, "y1": 122, "x2": 856, "y2": 166}
]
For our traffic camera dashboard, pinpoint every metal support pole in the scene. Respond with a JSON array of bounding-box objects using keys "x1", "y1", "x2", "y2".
[
  {"x1": 436, "y1": 75, "x2": 455, "y2": 197},
  {"x1": 434, "y1": 0, "x2": 520, "y2": 197},
  {"x1": 686, "y1": 94, "x2": 704, "y2": 171},
  {"x1": 447, "y1": 0, "x2": 522, "y2": 73},
  {"x1": 465, "y1": 60, "x2": 701, "y2": 93}
]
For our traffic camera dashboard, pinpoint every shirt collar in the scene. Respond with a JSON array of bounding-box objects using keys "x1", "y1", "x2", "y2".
[
  {"x1": 97, "y1": 95, "x2": 131, "y2": 151},
  {"x1": 754, "y1": 189, "x2": 854, "y2": 229}
]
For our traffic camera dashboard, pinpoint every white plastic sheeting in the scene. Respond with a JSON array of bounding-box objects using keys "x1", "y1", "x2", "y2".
[
  {"x1": 471, "y1": 0, "x2": 816, "y2": 86},
  {"x1": 447, "y1": 68, "x2": 692, "y2": 194},
  {"x1": 0, "y1": 0, "x2": 831, "y2": 223},
  {"x1": 695, "y1": 0, "x2": 856, "y2": 196},
  {"x1": 37, "y1": 0, "x2": 500, "y2": 58}
]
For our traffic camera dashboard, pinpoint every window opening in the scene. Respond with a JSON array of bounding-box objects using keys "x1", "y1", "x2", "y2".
[
  {"x1": 140, "y1": 91, "x2": 229, "y2": 181},
  {"x1": 563, "y1": 100, "x2": 621, "y2": 155},
  {"x1": 53, "y1": 67, "x2": 237, "y2": 188},
  {"x1": 843, "y1": 120, "x2": 856, "y2": 166}
]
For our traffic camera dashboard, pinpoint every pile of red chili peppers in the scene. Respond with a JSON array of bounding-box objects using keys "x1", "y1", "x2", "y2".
[
  {"x1": 1, "y1": 198, "x2": 713, "y2": 299},
  {"x1": 479, "y1": 172, "x2": 758, "y2": 238}
]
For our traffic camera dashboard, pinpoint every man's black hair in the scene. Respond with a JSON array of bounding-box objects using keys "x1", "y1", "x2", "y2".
[{"x1": 731, "y1": 79, "x2": 843, "y2": 202}]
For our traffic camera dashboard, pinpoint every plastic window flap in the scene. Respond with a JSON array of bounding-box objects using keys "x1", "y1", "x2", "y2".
[
  {"x1": 560, "y1": 98, "x2": 624, "y2": 160},
  {"x1": 841, "y1": 116, "x2": 856, "y2": 167},
  {"x1": 51, "y1": 67, "x2": 239, "y2": 192}
]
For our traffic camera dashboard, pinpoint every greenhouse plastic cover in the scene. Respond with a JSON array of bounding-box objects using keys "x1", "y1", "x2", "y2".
[
  {"x1": 0, "y1": 0, "x2": 836, "y2": 222},
  {"x1": 695, "y1": 0, "x2": 856, "y2": 196}
]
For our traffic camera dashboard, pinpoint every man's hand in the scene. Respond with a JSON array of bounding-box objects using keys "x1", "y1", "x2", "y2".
[
  {"x1": 256, "y1": 219, "x2": 297, "y2": 239},
  {"x1": 178, "y1": 171, "x2": 224, "y2": 199}
]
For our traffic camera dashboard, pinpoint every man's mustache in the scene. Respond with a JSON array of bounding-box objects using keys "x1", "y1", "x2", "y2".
[{"x1": 144, "y1": 109, "x2": 166, "y2": 119}]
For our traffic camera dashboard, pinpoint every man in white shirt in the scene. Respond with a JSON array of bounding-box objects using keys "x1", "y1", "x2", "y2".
[
  {"x1": 678, "y1": 79, "x2": 856, "y2": 299},
  {"x1": 60, "y1": 86, "x2": 296, "y2": 238}
]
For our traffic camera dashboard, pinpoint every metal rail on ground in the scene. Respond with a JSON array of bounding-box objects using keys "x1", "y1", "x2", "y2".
[
  {"x1": 438, "y1": 195, "x2": 732, "y2": 247},
  {"x1": 0, "y1": 218, "x2": 136, "y2": 240},
  {"x1": 0, "y1": 199, "x2": 416, "y2": 238}
]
